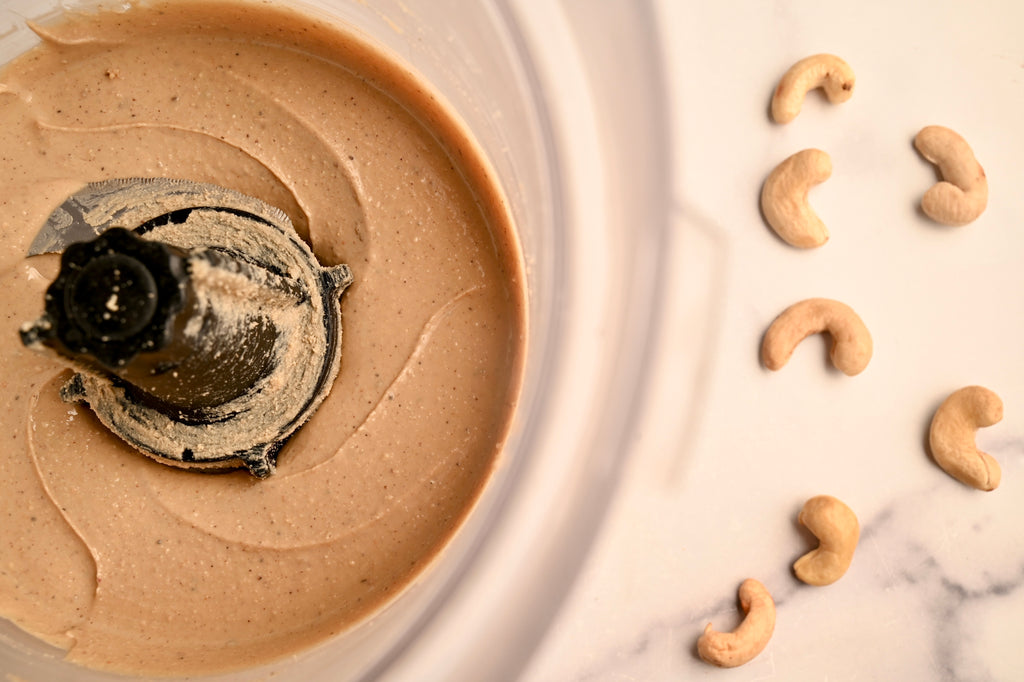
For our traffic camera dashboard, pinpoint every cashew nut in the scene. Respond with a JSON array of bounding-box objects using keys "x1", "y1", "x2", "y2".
[
  {"x1": 928, "y1": 386, "x2": 1003, "y2": 491},
  {"x1": 793, "y1": 495, "x2": 859, "y2": 586},
  {"x1": 697, "y1": 578, "x2": 776, "y2": 668},
  {"x1": 914, "y1": 125, "x2": 988, "y2": 226},
  {"x1": 771, "y1": 54, "x2": 855, "y2": 124},
  {"x1": 761, "y1": 149, "x2": 832, "y2": 248},
  {"x1": 761, "y1": 298, "x2": 872, "y2": 376}
]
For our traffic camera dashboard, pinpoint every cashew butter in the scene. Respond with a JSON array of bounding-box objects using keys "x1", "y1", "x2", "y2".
[{"x1": 0, "y1": 0, "x2": 525, "y2": 675}]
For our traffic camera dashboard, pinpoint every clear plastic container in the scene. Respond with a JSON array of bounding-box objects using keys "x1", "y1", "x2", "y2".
[{"x1": 0, "y1": 0, "x2": 671, "y2": 679}]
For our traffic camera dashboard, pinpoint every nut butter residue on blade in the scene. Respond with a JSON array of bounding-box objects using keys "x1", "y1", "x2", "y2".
[
  {"x1": 21, "y1": 177, "x2": 352, "y2": 478},
  {"x1": 27, "y1": 177, "x2": 293, "y2": 256}
]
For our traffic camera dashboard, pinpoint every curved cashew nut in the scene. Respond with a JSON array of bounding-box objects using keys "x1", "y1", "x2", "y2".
[
  {"x1": 914, "y1": 125, "x2": 988, "y2": 226},
  {"x1": 697, "y1": 578, "x2": 775, "y2": 668},
  {"x1": 928, "y1": 386, "x2": 1003, "y2": 491},
  {"x1": 761, "y1": 149, "x2": 832, "y2": 248},
  {"x1": 771, "y1": 54, "x2": 855, "y2": 124},
  {"x1": 761, "y1": 298, "x2": 872, "y2": 376},
  {"x1": 793, "y1": 495, "x2": 859, "y2": 586}
]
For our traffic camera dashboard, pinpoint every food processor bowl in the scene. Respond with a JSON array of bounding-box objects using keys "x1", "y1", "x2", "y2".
[{"x1": 0, "y1": 0, "x2": 672, "y2": 679}]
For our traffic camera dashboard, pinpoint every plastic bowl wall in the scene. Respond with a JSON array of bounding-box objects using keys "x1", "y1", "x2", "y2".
[{"x1": 0, "y1": 1, "x2": 671, "y2": 680}]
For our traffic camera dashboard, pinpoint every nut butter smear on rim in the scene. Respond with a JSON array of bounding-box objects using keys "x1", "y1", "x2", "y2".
[{"x1": 0, "y1": 0, "x2": 526, "y2": 675}]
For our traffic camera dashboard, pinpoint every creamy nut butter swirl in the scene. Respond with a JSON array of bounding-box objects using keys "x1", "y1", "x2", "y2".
[{"x1": 0, "y1": 0, "x2": 525, "y2": 675}]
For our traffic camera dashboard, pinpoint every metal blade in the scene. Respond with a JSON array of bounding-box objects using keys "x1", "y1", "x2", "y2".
[{"x1": 27, "y1": 177, "x2": 292, "y2": 256}]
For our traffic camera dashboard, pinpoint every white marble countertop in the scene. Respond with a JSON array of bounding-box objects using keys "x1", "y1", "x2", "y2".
[{"x1": 524, "y1": 0, "x2": 1024, "y2": 679}]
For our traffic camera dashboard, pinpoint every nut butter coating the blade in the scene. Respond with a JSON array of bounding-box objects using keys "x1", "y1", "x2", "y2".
[{"x1": 27, "y1": 177, "x2": 293, "y2": 255}]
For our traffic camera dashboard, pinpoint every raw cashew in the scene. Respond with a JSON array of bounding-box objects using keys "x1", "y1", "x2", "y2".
[
  {"x1": 697, "y1": 578, "x2": 775, "y2": 668},
  {"x1": 928, "y1": 386, "x2": 1003, "y2": 491},
  {"x1": 914, "y1": 125, "x2": 988, "y2": 226},
  {"x1": 771, "y1": 54, "x2": 855, "y2": 124},
  {"x1": 761, "y1": 298, "x2": 872, "y2": 376},
  {"x1": 793, "y1": 495, "x2": 859, "y2": 586},
  {"x1": 761, "y1": 149, "x2": 832, "y2": 248}
]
